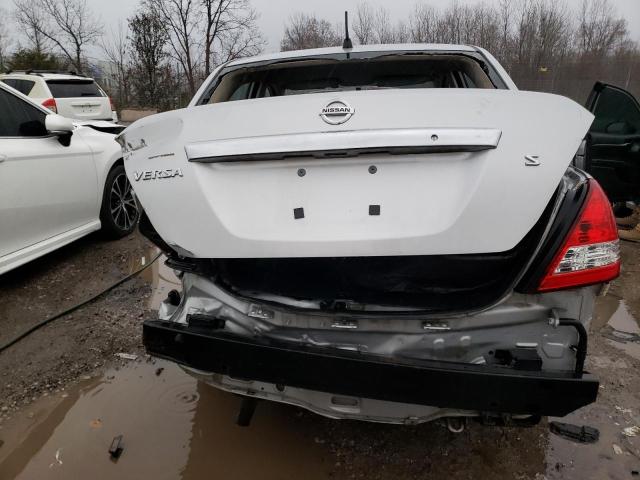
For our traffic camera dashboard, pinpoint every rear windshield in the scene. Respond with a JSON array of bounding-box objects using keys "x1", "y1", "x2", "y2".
[
  {"x1": 1, "y1": 78, "x2": 36, "y2": 96},
  {"x1": 200, "y1": 54, "x2": 497, "y2": 105},
  {"x1": 46, "y1": 80, "x2": 105, "y2": 98}
]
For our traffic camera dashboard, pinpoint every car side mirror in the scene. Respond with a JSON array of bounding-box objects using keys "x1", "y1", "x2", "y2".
[{"x1": 45, "y1": 114, "x2": 74, "y2": 146}]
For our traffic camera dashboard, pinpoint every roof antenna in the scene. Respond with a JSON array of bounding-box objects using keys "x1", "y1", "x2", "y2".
[{"x1": 342, "y1": 11, "x2": 353, "y2": 50}]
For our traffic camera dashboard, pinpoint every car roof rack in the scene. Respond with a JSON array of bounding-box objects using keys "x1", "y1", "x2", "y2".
[{"x1": 3, "y1": 69, "x2": 88, "y2": 77}]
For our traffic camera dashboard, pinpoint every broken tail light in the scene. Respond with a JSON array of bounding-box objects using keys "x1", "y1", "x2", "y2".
[
  {"x1": 42, "y1": 98, "x2": 58, "y2": 113},
  {"x1": 537, "y1": 179, "x2": 620, "y2": 292}
]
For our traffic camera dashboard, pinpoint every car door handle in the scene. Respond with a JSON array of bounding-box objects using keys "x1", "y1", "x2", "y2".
[{"x1": 0, "y1": 154, "x2": 7, "y2": 163}]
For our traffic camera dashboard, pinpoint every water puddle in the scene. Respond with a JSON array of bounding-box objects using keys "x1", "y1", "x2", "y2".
[
  {"x1": 140, "y1": 256, "x2": 181, "y2": 310},
  {"x1": 545, "y1": 407, "x2": 639, "y2": 479},
  {"x1": 593, "y1": 296, "x2": 640, "y2": 361},
  {"x1": 0, "y1": 360, "x2": 333, "y2": 480},
  {"x1": 606, "y1": 301, "x2": 640, "y2": 336}
]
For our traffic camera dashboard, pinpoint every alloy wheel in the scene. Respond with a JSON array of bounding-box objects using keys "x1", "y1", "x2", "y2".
[{"x1": 109, "y1": 173, "x2": 139, "y2": 231}]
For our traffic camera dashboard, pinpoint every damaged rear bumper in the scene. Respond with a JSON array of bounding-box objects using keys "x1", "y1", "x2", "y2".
[{"x1": 143, "y1": 319, "x2": 599, "y2": 418}]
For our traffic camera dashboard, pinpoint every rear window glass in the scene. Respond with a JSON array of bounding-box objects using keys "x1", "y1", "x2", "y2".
[
  {"x1": 46, "y1": 80, "x2": 104, "y2": 98},
  {"x1": 0, "y1": 78, "x2": 17, "y2": 89},
  {"x1": 200, "y1": 54, "x2": 496, "y2": 105},
  {"x1": 0, "y1": 79, "x2": 35, "y2": 95}
]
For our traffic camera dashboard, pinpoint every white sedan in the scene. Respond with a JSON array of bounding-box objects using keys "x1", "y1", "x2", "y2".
[
  {"x1": 0, "y1": 81, "x2": 139, "y2": 275},
  {"x1": 122, "y1": 43, "x2": 619, "y2": 425}
]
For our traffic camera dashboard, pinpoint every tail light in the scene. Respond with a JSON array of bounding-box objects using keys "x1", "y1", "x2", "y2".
[
  {"x1": 537, "y1": 179, "x2": 620, "y2": 292},
  {"x1": 109, "y1": 97, "x2": 115, "y2": 111},
  {"x1": 42, "y1": 98, "x2": 57, "y2": 113}
]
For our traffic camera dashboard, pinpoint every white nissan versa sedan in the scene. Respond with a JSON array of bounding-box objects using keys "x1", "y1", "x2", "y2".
[
  {"x1": 0, "y1": 82, "x2": 139, "y2": 275},
  {"x1": 119, "y1": 44, "x2": 621, "y2": 426}
]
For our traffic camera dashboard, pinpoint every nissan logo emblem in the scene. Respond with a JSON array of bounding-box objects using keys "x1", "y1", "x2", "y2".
[{"x1": 320, "y1": 100, "x2": 355, "y2": 125}]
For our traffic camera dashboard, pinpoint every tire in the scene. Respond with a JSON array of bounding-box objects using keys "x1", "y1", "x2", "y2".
[{"x1": 100, "y1": 164, "x2": 140, "y2": 239}]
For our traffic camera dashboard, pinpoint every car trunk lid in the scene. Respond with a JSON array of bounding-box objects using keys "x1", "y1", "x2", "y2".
[
  {"x1": 121, "y1": 88, "x2": 593, "y2": 258},
  {"x1": 46, "y1": 79, "x2": 111, "y2": 120}
]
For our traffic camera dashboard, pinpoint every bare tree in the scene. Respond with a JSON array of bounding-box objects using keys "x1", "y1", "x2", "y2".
[
  {"x1": 496, "y1": 0, "x2": 514, "y2": 66},
  {"x1": 351, "y1": 0, "x2": 639, "y2": 101},
  {"x1": 144, "y1": 0, "x2": 200, "y2": 96},
  {"x1": 410, "y1": 4, "x2": 439, "y2": 43},
  {"x1": 373, "y1": 7, "x2": 396, "y2": 44},
  {"x1": 12, "y1": 0, "x2": 50, "y2": 55},
  {"x1": 469, "y1": 3, "x2": 501, "y2": 53},
  {"x1": 101, "y1": 22, "x2": 130, "y2": 108},
  {"x1": 280, "y1": 13, "x2": 340, "y2": 51},
  {"x1": 353, "y1": 2, "x2": 375, "y2": 45},
  {"x1": 128, "y1": 10, "x2": 168, "y2": 107},
  {"x1": 395, "y1": 20, "x2": 409, "y2": 43},
  {"x1": 143, "y1": 0, "x2": 263, "y2": 96},
  {"x1": 512, "y1": 0, "x2": 537, "y2": 65},
  {"x1": 0, "y1": 8, "x2": 11, "y2": 71},
  {"x1": 535, "y1": 1, "x2": 570, "y2": 67},
  {"x1": 577, "y1": 0, "x2": 627, "y2": 57},
  {"x1": 216, "y1": 21, "x2": 263, "y2": 64},
  {"x1": 350, "y1": 4, "x2": 408, "y2": 45},
  {"x1": 34, "y1": 0, "x2": 103, "y2": 72},
  {"x1": 201, "y1": 0, "x2": 263, "y2": 76}
]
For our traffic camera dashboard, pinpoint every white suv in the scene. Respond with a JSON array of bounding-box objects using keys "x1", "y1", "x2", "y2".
[{"x1": 0, "y1": 70, "x2": 117, "y2": 122}]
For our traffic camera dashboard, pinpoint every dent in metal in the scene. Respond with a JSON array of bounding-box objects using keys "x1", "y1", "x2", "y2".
[{"x1": 156, "y1": 271, "x2": 596, "y2": 423}]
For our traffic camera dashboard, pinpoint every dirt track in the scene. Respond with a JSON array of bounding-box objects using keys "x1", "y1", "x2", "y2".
[{"x1": 0, "y1": 232, "x2": 639, "y2": 479}]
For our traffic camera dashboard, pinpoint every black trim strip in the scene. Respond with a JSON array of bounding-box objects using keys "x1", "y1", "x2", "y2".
[
  {"x1": 189, "y1": 144, "x2": 496, "y2": 163},
  {"x1": 143, "y1": 320, "x2": 599, "y2": 416},
  {"x1": 517, "y1": 168, "x2": 590, "y2": 293}
]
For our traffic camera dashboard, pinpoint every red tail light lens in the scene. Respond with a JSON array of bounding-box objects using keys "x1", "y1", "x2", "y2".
[
  {"x1": 537, "y1": 179, "x2": 620, "y2": 292},
  {"x1": 42, "y1": 98, "x2": 58, "y2": 113},
  {"x1": 109, "y1": 97, "x2": 115, "y2": 111}
]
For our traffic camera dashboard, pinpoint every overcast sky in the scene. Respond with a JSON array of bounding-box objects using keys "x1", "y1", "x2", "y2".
[{"x1": 2, "y1": 0, "x2": 640, "y2": 57}]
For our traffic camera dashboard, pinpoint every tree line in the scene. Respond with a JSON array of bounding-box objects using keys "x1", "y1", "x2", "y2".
[
  {"x1": 1, "y1": 0, "x2": 263, "y2": 111},
  {"x1": 282, "y1": 0, "x2": 639, "y2": 103},
  {"x1": 0, "y1": 0, "x2": 637, "y2": 110}
]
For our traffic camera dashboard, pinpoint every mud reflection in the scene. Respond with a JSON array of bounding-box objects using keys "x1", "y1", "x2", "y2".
[
  {"x1": 141, "y1": 255, "x2": 181, "y2": 311},
  {"x1": 0, "y1": 361, "x2": 333, "y2": 480},
  {"x1": 0, "y1": 383, "x2": 87, "y2": 479},
  {"x1": 127, "y1": 248, "x2": 181, "y2": 311},
  {"x1": 594, "y1": 295, "x2": 640, "y2": 360}
]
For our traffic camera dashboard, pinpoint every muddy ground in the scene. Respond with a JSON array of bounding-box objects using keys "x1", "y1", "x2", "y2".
[{"x1": 0, "y1": 231, "x2": 639, "y2": 479}]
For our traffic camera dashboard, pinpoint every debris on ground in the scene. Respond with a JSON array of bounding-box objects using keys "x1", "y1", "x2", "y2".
[
  {"x1": 615, "y1": 406, "x2": 633, "y2": 415},
  {"x1": 549, "y1": 421, "x2": 600, "y2": 444},
  {"x1": 115, "y1": 353, "x2": 138, "y2": 361},
  {"x1": 109, "y1": 435, "x2": 124, "y2": 459},
  {"x1": 612, "y1": 444, "x2": 624, "y2": 455},
  {"x1": 89, "y1": 419, "x2": 102, "y2": 429},
  {"x1": 623, "y1": 426, "x2": 640, "y2": 437},
  {"x1": 155, "y1": 367, "x2": 164, "y2": 376},
  {"x1": 49, "y1": 448, "x2": 63, "y2": 468}
]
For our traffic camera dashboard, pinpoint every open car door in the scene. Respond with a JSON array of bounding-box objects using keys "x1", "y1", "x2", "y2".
[{"x1": 584, "y1": 82, "x2": 640, "y2": 202}]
